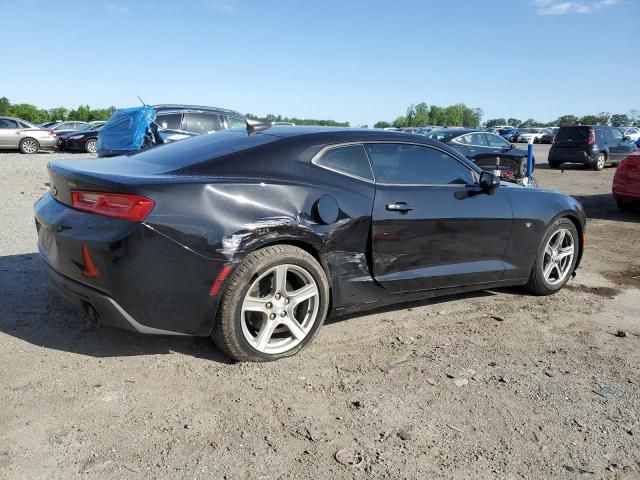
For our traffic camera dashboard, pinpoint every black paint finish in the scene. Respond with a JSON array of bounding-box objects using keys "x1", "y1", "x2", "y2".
[{"x1": 34, "y1": 127, "x2": 586, "y2": 336}]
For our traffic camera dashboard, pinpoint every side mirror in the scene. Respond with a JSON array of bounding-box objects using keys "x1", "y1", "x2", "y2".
[{"x1": 479, "y1": 171, "x2": 500, "y2": 195}]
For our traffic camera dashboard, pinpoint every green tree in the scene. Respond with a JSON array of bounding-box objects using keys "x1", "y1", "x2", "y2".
[
  {"x1": 556, "y1": 115, "x2": 579, "y2": 126},
  {"x1": 595, "y1": 111, "x2": 610, "y2": 125},
  {"x1": 464, "y1": 108, "x2": 483, "y2": 128},
  {"x1": 0, "y1": 96, "x2": 10, "y2": 116},
  {"x1": 9, "y1": 103, "x2": 49, "y2": 123},
  {"x1": 392, "y1": 116, "x2": 408, "y2": 127},
  {"x1": 485, "y1": 118, "x2": 507, "y2": 128},
  {"x1": 579, "y1": 115, "x2": 599, "y2": 125},
  {"x1": 374, "y1": 121, "x2": 391, "y2": 129},
  {"x1": 507, "y1": 118, "x2": 522, "y2": 127},
  {"x1": 413, "y1": 102, "x2": 430, "y2": 126},
  {"x1": 610, "y1": 114, "x2": 630, "y2": 127},
  {"x1": 69, "y1": 105, "x2": 92, "y2": 121},
  {"x1": 48, "y1": 107, "x2": 68, "y2": 121}
]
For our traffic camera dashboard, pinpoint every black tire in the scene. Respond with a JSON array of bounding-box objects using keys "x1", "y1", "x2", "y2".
[
  {"x1": 592, "y1": 152, "x2": 606, "y2": 171},
  {"x1": 617, "y1": 198, "x2": 633, "y2": 212},
  {"x1": 525, "y1": 218, "x2": 579, "y2": 296},
  {"x1": 19, "y1": 137, "x2": 40, "y2": 154},
  {"x1": 518, "y1": 158, "x2": 527, "y2": 176},
  {"x1": 212, "y1": 245, "x2": 329, "y2": 362},
  {"x1": 84, "y1": 138, "x2": 97, "y2": 154}
]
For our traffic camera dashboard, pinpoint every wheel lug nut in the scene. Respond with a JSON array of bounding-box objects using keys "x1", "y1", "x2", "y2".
[
  {"x1": 266, "y1": 302, "x2": 272, "y2": 309},
  {"x1": 281, "y1": 311, "x2": 286, "y2": 317},
  {"x1": 269, "y1": 313, "x2": 276, "y2": 320},
  {"x1": 275, "y1": 293, "x2": 281, "y2": 300},
  {"x1": 284, "y1": 298, "x2": 289, "y2": 304}
]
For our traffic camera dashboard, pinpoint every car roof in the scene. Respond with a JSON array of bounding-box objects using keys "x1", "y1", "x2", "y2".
[{"x1": 152, "y1": 104, "x2": 244, "y2": 117}]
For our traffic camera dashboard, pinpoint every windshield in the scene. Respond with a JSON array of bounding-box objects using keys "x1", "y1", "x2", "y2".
[{"x1": 425, "y1": 130, "x2": 464, "y2": 142}]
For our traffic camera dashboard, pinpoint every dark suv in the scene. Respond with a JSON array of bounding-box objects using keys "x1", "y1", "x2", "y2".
[
  {"x1": 549, "y1": 125, "x2": 637, "y2": 170},
  {"x1": 152, "y1": 105, "x2": 246, "y2": 142}
]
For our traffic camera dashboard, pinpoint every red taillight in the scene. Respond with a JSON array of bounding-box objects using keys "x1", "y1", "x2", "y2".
[
  {"x1": 587, "y1": 128, "x2": 595, "y2": 145},
  {"x1": 71, "y1": 191, "x2": 155, "y2": 221}
]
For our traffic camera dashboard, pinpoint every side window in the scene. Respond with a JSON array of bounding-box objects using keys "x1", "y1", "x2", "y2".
[
  {"x1": 610, "y1": 128, "x2": 623, "y2": 141},
  {"x1": 457, "y1": 133, "x2": 486, "y2": 146},
  {"x1": 184, "y1": 113, "x2": 223, "y2": 134},
  {"x1": 316, "y1": 144, "x2": 373, "y2": 180},
  {"x1": 365, "y1": 144, "x2": 475, "y2": 185},
  {"x1": 486, "y1": 134, "x2": 511, "y2": 148},
  {"x1": 155, "y1": 113, "x2": 182, "y2": 130},
  {"x1": 226, "y1": 116, "x2": 246, "y2": 129},
  {"x1": 0, "y1": 119, "x2": 18, "y2": 128}
]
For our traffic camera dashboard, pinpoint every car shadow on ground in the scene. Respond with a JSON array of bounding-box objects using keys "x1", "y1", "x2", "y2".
[
  {"x1": 0, "y1": 253, "x2": 233, "y2": 364},
  {"x1": 2, "y1": 252, "x2": 512, "y2": 362},
  {"x1": 571, "y1": 193, "x2": 639, "y2": 223}
]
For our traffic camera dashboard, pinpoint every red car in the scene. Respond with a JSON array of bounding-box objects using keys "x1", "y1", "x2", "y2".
[
  {"x1": 539, "y1": 132, "x2": 555, "y2": 144},
  {"x1": 613, "y1": 152, "x2": 640, "y2": 211}
]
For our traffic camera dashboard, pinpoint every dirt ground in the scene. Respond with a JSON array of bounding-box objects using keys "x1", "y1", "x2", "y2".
[{"x1": 1, "y1": 145, "x2": 639, "y2": 480}]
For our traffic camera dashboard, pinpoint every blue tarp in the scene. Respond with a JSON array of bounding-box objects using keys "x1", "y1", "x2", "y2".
[{"x1": 96, "y1": 106, "x2": 156, "y2": 157}]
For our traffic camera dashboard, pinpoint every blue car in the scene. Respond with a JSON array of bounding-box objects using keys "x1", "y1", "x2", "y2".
[{"x1": 498, "y1": 128, "x2": 518, "y2": 143}]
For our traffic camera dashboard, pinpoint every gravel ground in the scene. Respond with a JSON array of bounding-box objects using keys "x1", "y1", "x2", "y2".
[{"x1": 1, "y1": 146, "x2": 639, "y2": 479}]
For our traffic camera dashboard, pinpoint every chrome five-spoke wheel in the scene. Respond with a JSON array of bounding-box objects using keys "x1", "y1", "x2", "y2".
[
  {"x1": 212, "y1": 245, "x2": 329, "y2": 362},
  {"x1": 542, "y1": 228, "x2": 575, "y2": 286},
  {"x1": 241, "y1": 264, "x2": 319, "y2": 354}
]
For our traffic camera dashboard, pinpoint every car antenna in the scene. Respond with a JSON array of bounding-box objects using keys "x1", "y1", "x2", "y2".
[
  {"x1": 137, "y1": 95, "x2": 149, "y2": 106},
  {"x1": 246, "y1": 118, "x2": 269, "y2": 133}
]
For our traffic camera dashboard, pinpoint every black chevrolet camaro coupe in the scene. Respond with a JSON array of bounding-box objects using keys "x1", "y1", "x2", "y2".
[{"x1": 35, "y1": 126, "x2": 585, "y2": 362}]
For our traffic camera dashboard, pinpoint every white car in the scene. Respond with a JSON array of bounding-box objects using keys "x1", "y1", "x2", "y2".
[
  {"x1": 620, "y1": 127, "x2": 640, "y2": 142},
  {"x1": 517, "y1": 128, "x2": 551, "y2": 143}
]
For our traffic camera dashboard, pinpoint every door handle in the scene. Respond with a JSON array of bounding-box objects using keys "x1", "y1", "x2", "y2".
[{"x1": 386, "y1": 202, "x2": 413, "y2": 213}]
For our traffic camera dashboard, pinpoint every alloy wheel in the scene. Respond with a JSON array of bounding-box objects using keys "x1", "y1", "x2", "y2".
[
  {"x1": 240, "y1": 264, "x2": 320, "y2": 355},
  {"x1": 86, "y1": 140, "x2": 97, "y2": 153},
  {"x1": 542, "y1": 228, "x2": 575, "y2": 286},
  {"x1": 22, "y1": 139, "x2": 38, "y2": 154},
  {"x1": 596, "y1": 154, "x2": 605, "y2": 170}
]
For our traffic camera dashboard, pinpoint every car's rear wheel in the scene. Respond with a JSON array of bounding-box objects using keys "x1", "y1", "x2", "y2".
[
  {"x1": 592, "y1": 152, "x2": 606, "y2": 171},
  {"x1": 526, "y1": 218, "x2": 579, "y2": 295},
  {"x1": 84, "y1": 138, "x2": 97, "y2": 153},
  {"x1": 548, "y1": 160, "x2": 561, "y2": 169},
  {"x1": 19, "y1": 138, "x2": 39, "y2": 154},
  {"x1": 212, "y1": 245, "x2": 329, "y2": 362}
]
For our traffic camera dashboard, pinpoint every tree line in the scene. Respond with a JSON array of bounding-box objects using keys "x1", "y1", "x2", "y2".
[
  {"x1": 484, "y1": 110, "x2": 640, "y2": 128},
  {"x1": 374, "y1": 103, "x2": 484, "y2": 129},
  {"x1": 245, "y1": 113, "x2": 349, "y2": 127},
  {"x1": 0, "y1": 97, "x2": 116, "y2": 123}
]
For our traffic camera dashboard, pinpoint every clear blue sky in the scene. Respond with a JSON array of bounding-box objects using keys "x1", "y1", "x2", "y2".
[{"x1": 1, "y1": 0, "x2": 638, "y2": 125}]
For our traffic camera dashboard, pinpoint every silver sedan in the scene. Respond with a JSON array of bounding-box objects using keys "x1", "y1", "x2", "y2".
[{"x1": 0, "y1": 116, "x2": 59, "y2": 154}]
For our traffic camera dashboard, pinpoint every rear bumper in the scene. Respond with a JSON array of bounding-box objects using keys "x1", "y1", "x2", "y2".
[
  {"x1": 42, "y1": 259, "x2": 189, "y2": 335},
  {"x1": 35, "y1": 192, "x2": 224, "y2": 336},
  {"x1": 549, "y1": 149, "x2": 592, "y2": 164}
]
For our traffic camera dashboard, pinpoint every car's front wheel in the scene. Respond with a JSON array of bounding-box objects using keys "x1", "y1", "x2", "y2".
[
  {"x1": 212, "y1": 245, "x2": 329, "y2": 362},
  {"x1": 19, "y1": 138, "x2": 39, "y2": 154},
  {"x1": 84, "y1": 138, "x2": 97, "y2": 153},
  {"x1": 526, "y1": 218, "x2": 579, "y2": 295}
]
